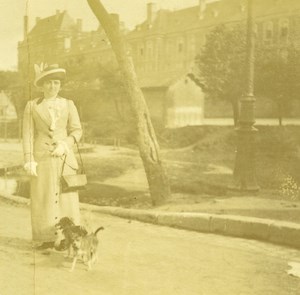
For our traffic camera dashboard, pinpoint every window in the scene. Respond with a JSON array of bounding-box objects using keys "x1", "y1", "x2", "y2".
[
  {"x1": 138, "y1": 43, "x2": 144, "y2": 58},
  {"x1": 264, "y1": 21, "x2": 273, "y2": 44},
  {"x1": 178, "y1": 42, "x2": 183, "y2": 53},
  {"x1": 188, "y1": 35, "x2": 196, "y2": 56},
  {"x1": 64, "y1": 37, "x2": 71, "y2": 50},
  {"x1": 254, "y1": 23, "x2": 258, "y2": 35},
  {"x1": 177, "y1": 37, "x2": 184, "y2": 54},
  {"x1": 146, "y1": 40, "x2": 153, "y2": 58},
  {"x1": 279, "y1": 19, "x2": 289, "y2": 40}
]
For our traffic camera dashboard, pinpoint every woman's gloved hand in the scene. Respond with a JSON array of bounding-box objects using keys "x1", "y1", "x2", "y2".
[
  {"x1": 24, "y1": 161, "x2": 38, "y2": 176},
  {"x1": 51, "y1": 141, "x2": 69, "y2": 157}
]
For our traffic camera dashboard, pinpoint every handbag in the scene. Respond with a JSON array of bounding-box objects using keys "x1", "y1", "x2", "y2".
[{"x1": 60, "y1": 140, "x2": 87, "y2": 193}]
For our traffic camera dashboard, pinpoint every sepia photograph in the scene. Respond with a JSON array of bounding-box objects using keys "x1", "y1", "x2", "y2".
[{"x1": 1, "y1": 0, "x2": 300, "y2": 294}]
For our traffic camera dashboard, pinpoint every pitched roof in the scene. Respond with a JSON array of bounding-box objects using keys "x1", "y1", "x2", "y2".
[
  {"x1": 128, "y1": 0, "x2": 300, "y2": 39},
  {"x1": 28, "y1": 11, "x2": 76, "y2": 36},
  {"x1": 128, "y1": 0, "x2": 242, "y2": 39}
]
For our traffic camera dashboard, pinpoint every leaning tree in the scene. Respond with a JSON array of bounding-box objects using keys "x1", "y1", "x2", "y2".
[{"x1": 87, "y1": 0, "x2": 171, "y2": 205}]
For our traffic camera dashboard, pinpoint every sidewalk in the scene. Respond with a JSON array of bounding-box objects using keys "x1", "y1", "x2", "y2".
[{"x1": 1, "y1": 192, "x2": 300, "y2": 251}]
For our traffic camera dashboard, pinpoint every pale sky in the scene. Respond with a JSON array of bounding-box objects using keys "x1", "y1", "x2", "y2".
[{"x1": 0, "y1": 0, "x2": 199, "y2": 70}]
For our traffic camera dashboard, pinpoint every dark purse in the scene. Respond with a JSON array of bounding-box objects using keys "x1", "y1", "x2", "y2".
[{"x1": 60, "y1": 141, "x2": 87, "y2": 193}]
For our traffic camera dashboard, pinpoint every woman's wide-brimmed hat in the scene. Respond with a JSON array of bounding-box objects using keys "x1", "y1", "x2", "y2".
[{"x1": 34, "y1": 63, "x2": 66, "y2": 87}]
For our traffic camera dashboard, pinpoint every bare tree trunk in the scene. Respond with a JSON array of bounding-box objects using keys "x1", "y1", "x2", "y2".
[{"x1": 87, "y1": 0, "x2": 171, "y2": 205}]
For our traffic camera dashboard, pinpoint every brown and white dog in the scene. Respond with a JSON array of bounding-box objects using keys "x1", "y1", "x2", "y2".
[
  {"x1": 54, "y1": 217, "x2": 88, "y2": 257},
  {"x1": 70, "y1": 226, "x2": 104, "y2": 272}
]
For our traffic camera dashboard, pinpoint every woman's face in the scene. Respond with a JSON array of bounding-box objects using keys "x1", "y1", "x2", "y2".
[{"x1": 42, "y1": 79, "x2": 61, "y2": 98}]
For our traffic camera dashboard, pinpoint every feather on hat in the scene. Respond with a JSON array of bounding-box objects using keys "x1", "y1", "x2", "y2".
[{"x1": 34, "y1": 63, "x2": 66, "y2": 87}]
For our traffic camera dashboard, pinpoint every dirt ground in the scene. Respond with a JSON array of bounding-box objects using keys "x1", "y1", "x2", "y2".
[{"x1": 2, "y1": 198, "x2": 300, "y2": 295}]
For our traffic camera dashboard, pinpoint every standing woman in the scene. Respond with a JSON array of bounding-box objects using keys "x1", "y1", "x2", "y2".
[{"x1": 23, "y1": 64, "x2": 82, "y2": 250}]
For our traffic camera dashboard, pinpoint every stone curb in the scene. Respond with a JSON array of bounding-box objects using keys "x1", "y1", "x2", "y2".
[{"x1": 1, "y1": 193, "x2": 300, "y2": 249}]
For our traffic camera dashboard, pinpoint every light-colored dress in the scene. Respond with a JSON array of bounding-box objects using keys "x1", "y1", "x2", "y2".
[{"x1": 22, "y1": 96, "x2": 82, "y2": 242}]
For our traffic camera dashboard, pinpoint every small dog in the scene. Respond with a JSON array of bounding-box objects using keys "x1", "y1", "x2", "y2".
[
  {"x1": 70, "y1": 226, "x2": 104, "y2": 272},
  {"x1": 55, "y1": 217, "x2": 88, "y2": 257}
]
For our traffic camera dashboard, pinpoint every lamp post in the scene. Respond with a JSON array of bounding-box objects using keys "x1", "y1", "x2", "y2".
[{"x1": 231, "y1": 0, "x2": 259, "y2": 192}]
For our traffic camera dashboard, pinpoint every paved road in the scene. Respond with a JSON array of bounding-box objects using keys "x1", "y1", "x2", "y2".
[{"x1": 0, "y1": 200, "x2": 300, "y2": 295}]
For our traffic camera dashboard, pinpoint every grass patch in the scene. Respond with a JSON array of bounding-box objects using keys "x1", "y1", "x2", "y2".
[
  {"x1": 82, "y1": 155, "x2": 139, "y2": 182},
  {"x1": 160, "y1": 125, "x2": 300, "y2": 200},
  {"x1": 79, "y1": 183, "x2": 152, "y2": 208},
  {"x1": 11, "y1": 125, "x2": 300, "y2": 208}
]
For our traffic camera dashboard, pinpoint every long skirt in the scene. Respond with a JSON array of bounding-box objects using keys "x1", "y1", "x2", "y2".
[{"x1": 30, "y1": 156, "x2": 80, "y2": 242}]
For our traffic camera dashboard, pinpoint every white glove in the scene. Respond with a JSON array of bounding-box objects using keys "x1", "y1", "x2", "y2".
[
  {"x1": 51, "y1": 141, "x2": 69, "y2": 157},
  {"x1": 24, "y1": 162, "x2": 38, "y2": 176}
]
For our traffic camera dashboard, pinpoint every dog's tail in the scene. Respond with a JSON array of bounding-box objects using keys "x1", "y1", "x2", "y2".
[{"x1": 94, "y1": 227, "x2": 104, "y2": 235}]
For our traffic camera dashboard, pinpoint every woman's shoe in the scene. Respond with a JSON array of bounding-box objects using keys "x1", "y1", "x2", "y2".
[{"x1": 35, "y1": 241, "x2": 55, "y2": 250}]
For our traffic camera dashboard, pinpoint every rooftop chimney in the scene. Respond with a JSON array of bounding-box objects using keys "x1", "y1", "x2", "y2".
[
  {"x1": 76, "y1": 19, "x2": 82, "y2": 32},
  {"x1": 23, "y1": 15, "x2": 29, "y2": 40},
  {"x1": 147, "y1": 2, "x2": 157, "y2": 25},
  {"x1": 56, "y1": 10, "x2": 60, "y2": 16},
  {"x1": 199, "y1": 0, "x2": 206, "y2": 20}
]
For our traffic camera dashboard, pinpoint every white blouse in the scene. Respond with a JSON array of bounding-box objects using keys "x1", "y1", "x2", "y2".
[{"x1": 44, "y1": 97, "x2": 66, "y2": 131}]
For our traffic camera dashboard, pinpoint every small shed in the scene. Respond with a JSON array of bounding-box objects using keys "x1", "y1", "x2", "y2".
[
  {"x1": 140, "y1": 74, "x2": 205, "y2": 129},
  {"x1": 165, "y1": 75, "x2": 204, "y2": 128}
]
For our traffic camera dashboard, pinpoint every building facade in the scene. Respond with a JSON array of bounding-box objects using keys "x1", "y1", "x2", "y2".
[
  {"x1": 18, "y1": 0, "x2": 300, "y2": 127},
  {"x1": 18, "y1": 10, "x2": 118, "y2": 86},
  {"x1": 127, "y1": 0, "x2": 300, "y2": 123}
]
